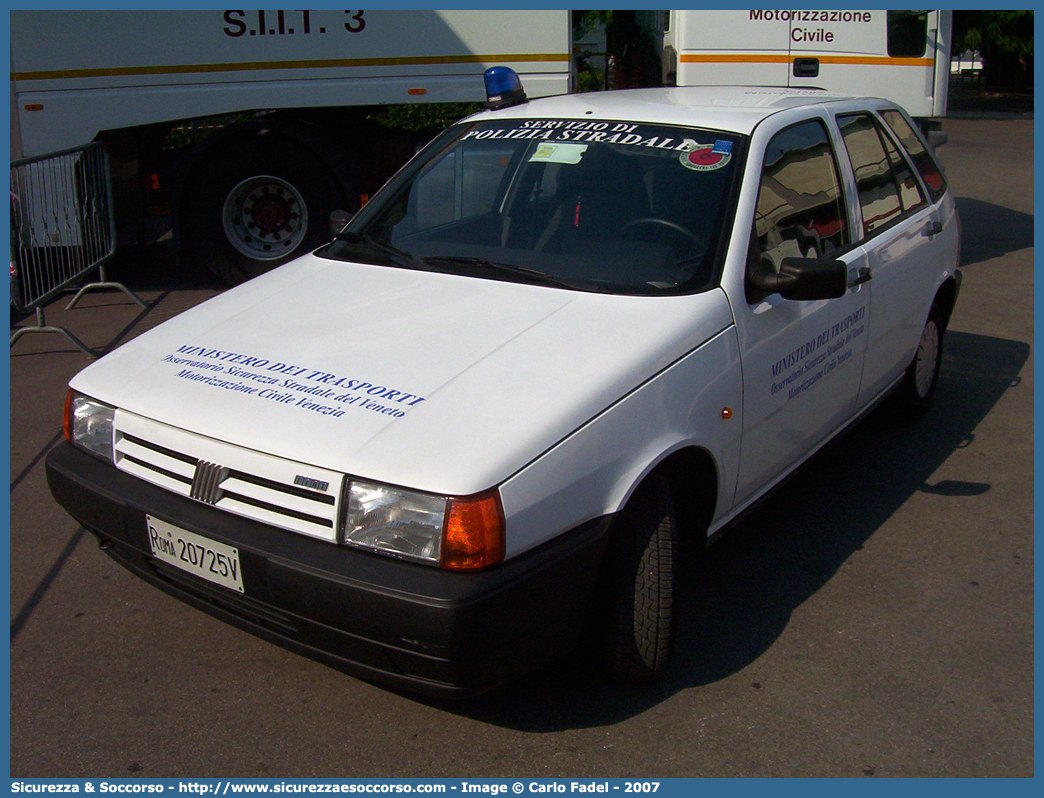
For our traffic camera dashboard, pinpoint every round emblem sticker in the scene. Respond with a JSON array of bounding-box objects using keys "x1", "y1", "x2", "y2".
[{"x1": 680, "y1": 142, "x2": 732, "y2": 172}]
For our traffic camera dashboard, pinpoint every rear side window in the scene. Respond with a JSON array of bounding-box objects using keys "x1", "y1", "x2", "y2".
[
  {"x1": 754, "y1": 120, "x2": 848, "y2": 268},
  {"x1": 880, "y1": 109, "x2": 948, "y2": 203},
  {"x1": 837, "y1": 113, "x2": 923, "y2": 237}
]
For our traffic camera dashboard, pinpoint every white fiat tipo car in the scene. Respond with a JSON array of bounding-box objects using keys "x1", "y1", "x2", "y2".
[{"x1": 48, "y1": 69, "x2": 960, "y2": 697}]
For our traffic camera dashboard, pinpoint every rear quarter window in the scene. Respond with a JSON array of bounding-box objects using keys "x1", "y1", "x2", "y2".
[{"x1": 880, "y1": 109, "x2": 948, "y2": 203}]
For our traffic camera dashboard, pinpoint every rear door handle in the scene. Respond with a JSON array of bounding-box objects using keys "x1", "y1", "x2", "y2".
[{"x1": 923, "y1": 220, "x2": 944, "y2": 237}]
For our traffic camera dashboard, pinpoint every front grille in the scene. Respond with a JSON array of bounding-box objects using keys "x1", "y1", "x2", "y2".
[
  {"x1": 190, "y1": 461, "x2": 228, "y2": 504},
  {"x1": 113, "y1": 410, "x2": 343, "y2": 542}
]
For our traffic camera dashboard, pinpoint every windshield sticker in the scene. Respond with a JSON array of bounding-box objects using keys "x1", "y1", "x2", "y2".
[
  {"x1": 460, "y1": 121, "x2": 734, "y2": 166},
  {"x1": 680, "y1": 140, "x2": 733, "y2": 172},
  {"x1": 160, "y1": 345, "x2": 426, "y2": 420},
  {"x1": 769, "y1": 306, "x2": 866, "y2": 401},
  {"x1": 529, "y1": 142, "x2": 588, "y2": 164}
]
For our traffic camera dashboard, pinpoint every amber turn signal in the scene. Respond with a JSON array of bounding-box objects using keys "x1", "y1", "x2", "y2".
[{"x1": 442, "y1": 490, "x2": 505, "y2": 571}]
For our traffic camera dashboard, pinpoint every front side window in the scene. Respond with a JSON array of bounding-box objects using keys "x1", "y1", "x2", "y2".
[
  {"x1": 321, "y1": 119, "x2": 745, "y2": 295},
  {"x1": 754, "y1": 119, "x2": 848, "y2": 271}
]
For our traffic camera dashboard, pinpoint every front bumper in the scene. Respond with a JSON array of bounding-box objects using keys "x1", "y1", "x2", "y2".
[{"x1": 46, "y1": 442, "x2": 611, "y2": 698}]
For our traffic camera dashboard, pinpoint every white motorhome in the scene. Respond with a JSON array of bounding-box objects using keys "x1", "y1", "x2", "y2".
[
  {"x1": 663, "y1": 10, "x2": 951, "y2": 123},
  {"x1": 10, "y1": 10, "x2": 570, "y2": 282}
]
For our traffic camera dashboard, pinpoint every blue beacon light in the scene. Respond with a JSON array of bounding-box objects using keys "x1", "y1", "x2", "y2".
[{"x1": 484, "y1": 66, "x2": 528, "y2": 110}]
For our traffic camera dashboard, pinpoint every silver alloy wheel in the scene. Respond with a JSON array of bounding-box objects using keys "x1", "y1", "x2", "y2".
[
  {"x1": 915, "y1": 319, "x2": 940, "y2": 398},
  {"x1": 221, "y1": 175, "x2": 309, "y2": 261}
]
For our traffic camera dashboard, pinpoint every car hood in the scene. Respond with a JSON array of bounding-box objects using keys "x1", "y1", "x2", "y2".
[{"x1": 72, "y1": 253, "x2": 734, "y2": 495}]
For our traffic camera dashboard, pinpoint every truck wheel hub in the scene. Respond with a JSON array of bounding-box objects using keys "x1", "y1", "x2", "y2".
[{"x1": 223, "y1": 175, "x2": 309, "y2": 261}]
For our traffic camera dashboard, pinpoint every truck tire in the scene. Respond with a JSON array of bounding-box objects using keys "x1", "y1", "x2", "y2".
[
  {"x1": 185, "y1": 138, "x2": 347, "y2": 285},
  {"x1": 604, "y1": 473, "x2": 678, "y2": 681},
  {"x1": 893, "y1": 302, "x2": 946, "y2": 420}
]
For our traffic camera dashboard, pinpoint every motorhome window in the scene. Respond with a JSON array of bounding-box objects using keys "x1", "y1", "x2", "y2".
[
  {"x1": 887, "y1": 10, "x2": 928, "y2": 58},
  {"x1": 754, "y1": 120, "x2": 848, "y2": 271},
  {"x1": 325, "y1": 120, "x2": 745, "y2": 296},
  {"x1": 836, "y1": 113, "x2": 903, "y2": 236},
  {"x1": 880, "y1": 109, "x2": 948, "y2": 203}
]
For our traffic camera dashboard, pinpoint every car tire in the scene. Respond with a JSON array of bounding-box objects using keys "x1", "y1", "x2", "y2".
[
  {"x1": 185, "y1": 139, "x2": 347, "y2": 285},
  {"x1": 893, "y1": 302, "x2": 946, "y2": 420},
  {"x1": 604, "y1": 473, "x2": 678, "y2": 682}
]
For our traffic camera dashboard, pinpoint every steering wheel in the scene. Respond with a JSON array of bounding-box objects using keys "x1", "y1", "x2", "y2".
[
  {"x1": 618, "y1": 218, "x2": 701, "y2": 246},
  {"x1": 617, "y1": 217, "x2": 704, "y2": 262}
]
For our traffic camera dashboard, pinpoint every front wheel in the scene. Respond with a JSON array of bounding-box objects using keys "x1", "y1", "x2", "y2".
[
  {"x1": 185, "y1": 139, "x2": 348, "y2": 285},
  {"x1": 602, "y1": 474, "x2": 678, "y2": 682}
]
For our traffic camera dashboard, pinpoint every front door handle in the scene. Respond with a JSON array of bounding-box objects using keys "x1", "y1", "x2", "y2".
[
  {"x1": 848, "y1": 266, "x2": 872, "y2": 288},
  {"x1": 923, "y1": 220, "x2": 944, "y2": 237}
]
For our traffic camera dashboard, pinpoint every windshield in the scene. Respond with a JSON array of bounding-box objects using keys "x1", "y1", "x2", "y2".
[{"x1": 320, "y1": 119, "x2": 745, "y2": 295}]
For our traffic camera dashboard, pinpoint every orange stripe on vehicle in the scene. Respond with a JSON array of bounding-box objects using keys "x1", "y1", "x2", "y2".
[
  {"x1": 679, "y1": 53, "x2": 935, "y2": 67},
  {"x1": 13, "y1": 53, "x2": 572, "y2": 82}
]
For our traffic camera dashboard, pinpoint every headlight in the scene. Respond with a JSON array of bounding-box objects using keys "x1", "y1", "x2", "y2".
[
  {"x1": 63, "y1": 390, "x2": 115, "y2": 461},
  {"x1": 341, "y1": 479, "x2": 505, "y2": 570},
  {"x1": 342, "y1": 480, "x2": 447, "y2": 564}
]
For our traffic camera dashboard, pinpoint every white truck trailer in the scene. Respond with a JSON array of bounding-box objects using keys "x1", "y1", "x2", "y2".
[{"x1": 10, "y1": 10, "x2": 571, "y2": 282}]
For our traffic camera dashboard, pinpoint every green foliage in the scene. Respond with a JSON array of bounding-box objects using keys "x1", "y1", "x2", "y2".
[
  {"x1": 367, "y1": 103, "x2": 482, "y2": 133},
  {"x1": 953, "y1": 10, "x2": 1034, "y2": 87},
  {"x1": 955, "y1": 10, "x2": 1034, "y2": 57},
  {"x1": 575, "y1": 68, "x2": 605, "y2": 94},
  {"x1": 572, "y1": 9, "x2": 613, "y2": 40},
  {"x1": 573, "y1": 10, "x2": 612, "y2": 93},
  {"x1": 161, "y1": 113, "x2": 256, "y2": 151}
]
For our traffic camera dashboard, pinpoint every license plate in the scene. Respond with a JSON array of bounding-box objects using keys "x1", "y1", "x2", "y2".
[{"x1": 146, "y1": 515, "x2": 244, "y2": 593}]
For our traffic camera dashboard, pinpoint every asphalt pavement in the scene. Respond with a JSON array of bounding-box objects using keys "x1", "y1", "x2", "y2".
[{"x1": 8, "y1": 114, "x2": 1033, "y2": 778}]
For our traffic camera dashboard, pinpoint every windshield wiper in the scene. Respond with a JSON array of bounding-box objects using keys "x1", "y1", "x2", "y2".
[
  {"x1": 327, "y1": 232, "x2": 433, "y2": 271},
  {"x1": 421, "y1": 255, "x2": 590, "y2": 291}
]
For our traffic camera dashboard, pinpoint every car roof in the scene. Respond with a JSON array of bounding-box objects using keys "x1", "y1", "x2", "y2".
[{"x1": 472, "y1": 85, "x2": 874, "y2": 135}]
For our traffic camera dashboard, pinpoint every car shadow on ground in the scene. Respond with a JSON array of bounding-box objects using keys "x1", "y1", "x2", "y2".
[
  {"x1": 955, "y1": 198, "x2": 1034, "y2": 266},
  {"x1": 12, "y1": 207, "x2": 1029, "y2": 729},
  {"x1": 420, "y1": 328, "x2": 1028, "y2": 730}
]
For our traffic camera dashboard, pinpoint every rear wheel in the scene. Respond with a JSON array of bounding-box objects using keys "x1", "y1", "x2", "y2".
[
  {"x1": 893, "y1": 303, "x2": 946, "y2": 420},
  {"x1": 185, "y1": 139, "x2": 347, "y2": 285},
  {"x1": 603, "y1": 474, "x2": 678, "y2": 681}
]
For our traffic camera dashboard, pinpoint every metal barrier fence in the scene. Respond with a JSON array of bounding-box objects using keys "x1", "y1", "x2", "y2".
[{"x1": 10, "y1": 141, "x2": 143, "y2": 357}]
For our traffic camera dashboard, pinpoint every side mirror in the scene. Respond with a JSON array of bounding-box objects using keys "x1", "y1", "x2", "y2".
[
  {"x1": 749, "y1": 256, "x2": 848, "y2": 302},
  {"x1": 927, "y1": 130, "x2": 948, "y2": 150},
  {"x1": 329, "y1": 209, "x2": 353, "y2": 237}
]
